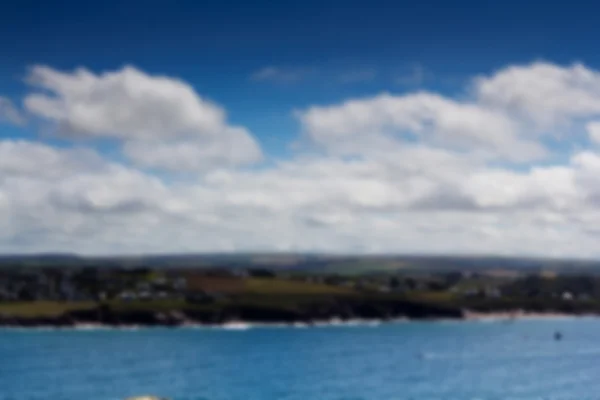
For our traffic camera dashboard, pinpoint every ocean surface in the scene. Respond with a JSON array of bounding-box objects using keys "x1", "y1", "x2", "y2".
[{"x1": 1, "y1": 318, "x2": 599, "y2": 400}]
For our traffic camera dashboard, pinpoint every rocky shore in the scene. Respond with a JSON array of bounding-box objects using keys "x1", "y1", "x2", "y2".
[
  {"x1": 3, "y1": 298, "x2": 598, "y2": 328},
  {"x1": 0, "y1": 298, "x2": 466, "y2": 327}
]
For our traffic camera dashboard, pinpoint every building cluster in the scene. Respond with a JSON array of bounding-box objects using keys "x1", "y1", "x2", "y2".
[
  {"x1": 2, "y1": 264, "x2": 598, "y2": 304},
  {"x1": 0, "y1": 267, "x2": 189, "y2": 302}
]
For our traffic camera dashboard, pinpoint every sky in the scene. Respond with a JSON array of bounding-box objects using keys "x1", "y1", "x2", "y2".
[{"x1": 4, "y1": 1, "x2": 600, "y2": 257}]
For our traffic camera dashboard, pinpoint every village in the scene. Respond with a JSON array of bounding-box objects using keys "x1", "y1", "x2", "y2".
[{"x1": 0, "y1": 262, "x2": 594, "y2": 306}]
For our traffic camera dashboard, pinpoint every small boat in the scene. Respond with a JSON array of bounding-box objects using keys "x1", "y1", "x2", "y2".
[
  {"x1": 554, "y1": 331, "x2": 563, "y2": 341},
  {"x1": 125, "y1": 396, "x2": 169, "y2": 400}
]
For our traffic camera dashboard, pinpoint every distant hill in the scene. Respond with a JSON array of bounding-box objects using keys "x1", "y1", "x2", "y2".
[{"x1": 2, "y1": 253, "x2": 600, "y2": 275}]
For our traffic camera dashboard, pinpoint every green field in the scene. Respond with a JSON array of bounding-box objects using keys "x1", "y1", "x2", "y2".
[
  {"x1": 0, "y1": 301, "x2": 97, "y2": 317},
  {"x1": 244, "y1": 278, "x2": 355, "y2": 295},
  {"x1": 0, "y1": 277, "x2": 358, "y2": 317}
]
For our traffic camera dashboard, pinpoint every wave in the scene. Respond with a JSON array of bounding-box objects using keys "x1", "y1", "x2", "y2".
[
  {"x1": 0, "y1": 318, "x2": 403, "y2": 332},
  {"x1": 221, "y1": 322, "x2": 252, "y2": 330},
  {"x1": 2, "y1": 314, "x2": 593, "y2": 332},
  {"x1": 185, "y1": 318, "x2": 392, "y2": 330},
  {"x1": 0, "y1": 324, "x2": 145, "y2": 332}
]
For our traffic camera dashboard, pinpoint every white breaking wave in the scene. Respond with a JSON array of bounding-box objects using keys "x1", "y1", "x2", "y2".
[
  {"x1": 221, "y1": 322, "x2": 252, "y2": 330},
  {"x1": 0, "y1": 318, "x2": 410, "y2": 332}
]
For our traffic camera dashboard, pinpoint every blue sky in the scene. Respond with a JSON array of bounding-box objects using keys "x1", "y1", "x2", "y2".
[
  {"x1": 2, "y1": 0, "x2": 597, "y2": 153},
  {"x1": 3, "y1": 0, "x2": 600, "y2": 256}
]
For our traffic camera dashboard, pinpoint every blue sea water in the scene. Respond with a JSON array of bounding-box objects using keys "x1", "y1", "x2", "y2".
[{"x1": 1, "y1": 318, "x2": 599, "y2": 400}]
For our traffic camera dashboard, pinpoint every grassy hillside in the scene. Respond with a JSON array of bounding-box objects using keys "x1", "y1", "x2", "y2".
[
  {"x1": 0, "y1": 277, "x2": 357, "y2": 318},
  {"x1": 0, "y1": 301, "x2": 96, "y2": 317}
]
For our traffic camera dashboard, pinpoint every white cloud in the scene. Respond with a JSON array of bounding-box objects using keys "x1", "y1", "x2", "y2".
[
  {"x1": 2, "y1": 139, "x2": 600, "y2": 257},
  {"x1": 0, "y1": 140, "x2": 104, "y2": 179},
  {"x1": 123, "y1": 127, "x2": 262, "y2": 172},
  {"x1": 250, "y1": 66, "x2": 316, "y2": 84},
  {"x1": 461, "y1": 166, "x2": 580, "y2": 211},
  {"x1": 0, "y1": 97, "x2": 25, "y2": 125},
  {"x1": 587, "y1": 121, "x2": 600, "y2": 144},
  {"x1": 24, "y1": 65, "x2": 263, "y2": 171},
  {"x1": 298, "y1": 92, "x2": 545, "y2": 161},
  {"x1": 299, "y1": 61, "x2": 600, "y2": 163},
  {"x1": 25, "y1": 65, "x2": 225, "y2": 138},
  {"x1": 9, "y1": 61, "x2": 600, "y2": 257},
  {"x1": 475, "y1": 62, "x2": 600, "y2": 129}
]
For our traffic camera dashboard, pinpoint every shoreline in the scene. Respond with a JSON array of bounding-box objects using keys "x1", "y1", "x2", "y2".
[
  {"x1": 0, "y1": 319, "x2": 393, "y2": 331},
  {"x1": 1, "y1": 311, "x2": 597, "y2": 330},
  {"x1": 462, "y1": 310, "x2": 597, "y2": 321}
]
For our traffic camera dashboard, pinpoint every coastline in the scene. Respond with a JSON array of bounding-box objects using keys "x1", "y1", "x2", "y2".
[
  {"x1": 1, "y1": 310, "x2": 597, "y2": 330},
  {"x1": 0, "y1": 298, "x2": 464, "y2": 328},
  {"x1": 463, "y1": 309, "x2": 598, "y2": 321},
  {"x1": 0, "y1": 319, "x2": 394, "y2": 331}
]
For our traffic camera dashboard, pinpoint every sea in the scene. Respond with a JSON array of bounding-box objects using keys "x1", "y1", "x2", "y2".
[{"x1": 1, "y1": 318, "x2": 599, "y2": 400}]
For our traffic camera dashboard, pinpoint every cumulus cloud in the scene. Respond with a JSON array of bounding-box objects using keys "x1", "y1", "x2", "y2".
[
  {"x1": 25, "y1": 65, "x2": 225, "y2": 138},
  {"x1": 0, "y1": 140, "x2": 105, "y2": 179},
  {"x1": 587, "y1": 121, "x2": 600, "y2": 144},
  {"x1": 475, "y1": 62, "x2": 600, "y2": 129},
  {"x1": 24, "y1": 65, "x2": 263, "y2": 171},
  {"x1": 123, "y1": 127, "x2": 262, "y2": 172},
  {"x1": 0, "y1": 97, "x2": 25, "y2": 125},
  {"x1": 3, "y1": 143, "x2": 599, "y2": 256},
  {"x1": 8, "y1": 61, "x2": 600, "y2": 256},
  {"x1": 298, "y1": 92, "x2": 545, "y2": 161}
]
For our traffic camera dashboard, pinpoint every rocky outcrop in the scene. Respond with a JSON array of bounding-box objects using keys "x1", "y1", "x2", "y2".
[
  {"x1": 0, "y1": 298, "x2": 466, "y2": 327},
  {"x1": 0, "y1": 314, "x2": 76, "y2": 327}
]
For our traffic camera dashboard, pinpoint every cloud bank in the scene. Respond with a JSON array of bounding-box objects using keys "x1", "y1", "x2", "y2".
[{"x1": 4, "y1": 62, "x2": 600, "y2": 257}]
